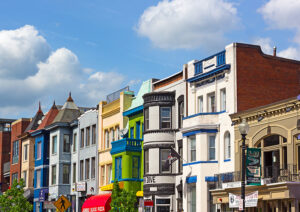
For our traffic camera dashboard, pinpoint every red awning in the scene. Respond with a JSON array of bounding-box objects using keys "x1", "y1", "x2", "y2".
[{"x1": 82, "y1": 193, "x2": 111, "y2": 212}]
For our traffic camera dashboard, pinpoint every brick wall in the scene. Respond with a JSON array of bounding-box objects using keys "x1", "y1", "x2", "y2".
[
  {"x1": 0, "y1": 131, "x2": 11, "y2": 191},
  {"x1": 236, "y1": 44, "x2": 300, "y2": 112},
  {"x1": 10, "y1": 119, "x2": 30, "y2": 186}
]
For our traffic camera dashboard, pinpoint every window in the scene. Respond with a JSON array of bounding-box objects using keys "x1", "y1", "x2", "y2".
[
  {"x1": 73, "y1": 163, "x2": 76, "y2": 184},
  {"x1": 80, "y1": 129, "x2": 84, "y2": 148},
  {"x1": 36, "y1": 169, "x2": 41, "y2": 188},
  {"x1": 195, "y1": 62, "x2": 202, "y2": 75},
  {"x1": 52, "y1": 136, "x2": 57, "y2": 154},
  {"x1": 136, "y1": 122, "x2": 141, "y2": 139},
  {"x1": 37, "y1": 142, "x2": 42, "y2": 160},
  {"x1": 51, "y1": 165, "x2": 56, "y2": 185},
  {"x1": 73, "y1": 133, "x2": 77, "y2": 152},
  {"x1": 85, "y1": 159, "x2": 90, "y2": 180},
  {"x1": 188, "y1": 136, "x2": 196, "y2": 162},
  {"x1": 156, "y1": 199, "x2": 171, "y2": 212},
  {"x1": 207, "y1": 93, "x2": 216, "y2": 112},
  {"x1": 23, "y1": 144, "x2": 28, "y2": 161},
  {"x1": 12, "y1": 140, "x2": 19, "y2": 164},
  {"x1": 12, "y1": 173, "x2": 18, "y2": 183},
  {"x1": 130, "y1": 127, "x2": 134, "y2": 139},
  {"x1": 63, "y1": 164, "x2": 70, "y2": 184},
  {"x1": 107, "y1": 165, "x2": 112, "y2": 184},
  {"x1": 160, "y1": 107, "x2": 171, "y2": 129},
  {"x1": 161, "y1": 149, "x2": 171, "y2": 173},
  {"x1": 132, "y1": 156, "x2": 140, "y2": 179},
  {"x1": 91, "y1": 157, "x2": 96, "y2": 179},
  {"x1": 115, "y1": 157, "x2": 122, "y2": 180},
  {"x1": 101, "y1": 166, "x2": 105, "y2": 186},
  {"x1": 144, "y1": 149, "x2": 149, "y2": 174},
  {"x1": 197, "y1": 96, "x2": 203, "y2": 113},
  {"x1": 188, "y1": 184, "x2": 196, "y2": 212},
  {"x1": 80, "y1": 160, "x2": 84, "y2": 181},
  {"x1": 111, "y1": 128, "x2": 115, "y2": 142},
  {"x1": 115, "y1": 126, "x2": 120, "y2": 140},
  {"x1": 179, "y1": 146, "x2": 183, "y2": 173},
  {"x1": 178, "y1": 101, "x2": 184, "y2": 129},
  {"x1": 209, "y1": 135, "x2": 216, "y2": 160},
  {"x1": 92, "y1": 125, "x2": 96, "y2": 145},
  {"x1": 22, "y1": 171, "x2": 27, "y2": 187},
  {"x1": 220, "y1": 88, "x2": 226, "y2": 111},
  {"x1": 63, "y1": 134, "x2": 70, "y2": 153},
  {"x1": 86, "y1": 127, "x2": 90, "y2": 146},
  {"x1": 224, "y1": 132, "x2": 231, "y2": 159},
  {"x1": 144, "y1": 108, "x2": 149, "y2": 130},
  {"x1": 105, "y1": 130, "x2": 109, "y2": 149}
]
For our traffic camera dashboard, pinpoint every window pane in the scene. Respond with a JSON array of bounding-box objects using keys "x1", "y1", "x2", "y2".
[
  {"x1": 81, "y1": 129, "x2": 84, "y2": 148},
  {"x1": 145, "y1": 108, "x2": 149, "y2": 130},
  {"x1": 73, "y1": 163, "x2": 76, "y2": 183},
  {"x1": 161, "y1": 107, "x2": 171, "y2": 129},
  {"x1": 63, "y1": 135, "x2": 70, "y2": 152},
  {"x1": 80, "y1": 160, "x2": 84, "y2": 181},
  {"x1": 209, "y1": 135, "x2": 216, "y2": 160},
  {"x1": 208, "y1": 93, "x2": 215, "y2": 112},
  {"x1": 161, "y1": 149, "x2": 171, "y2": 172},
  {"x1": 198, "y1": 96, "x2": 203, "y2": 113},
  {"x1": 86, "y1": 127, "x2": 90, "y2": 146},
  {"x1": 37, "y1": 142, "x2": 42, "y2": 159},
  {"x1": 145, "y1": 150, "x2": 149, "y2": 174},
  {"x1": 52, "y1": 136, "x2": 57, "y2": 154},
  {"x1": 36, "y1": 170, "x2": 41, "y2": 188},
  {"x1": 91, "y1": 157, "x2": 95, "y2": 179},
  {"x1": 52, "y1": 165, "x2": 56, "y2": 185},
  {"x1": 85, "y1": 159, "x2": 90, "y2": 180},
  {"x1": 132, "y1": 157, "x2": 139, "y2": 178},
  {"x1": 107, "y1": 165, "x2": 112, "y2": 184},
  {"x1": 220, "y1": 89, "x2": 226, "y2": 111},
  {"x1": 189, "y1": 136, "x2": 196, "y2": 162},
  {"x1": 92, "y1": 125, "x2": 96, "y2": 144},
  {"x1": 73, "y1": 133, "x2": 77, "y2": 152},
  {"x1": 63, "y1": 164, "x2": 70, "y2": 184}
]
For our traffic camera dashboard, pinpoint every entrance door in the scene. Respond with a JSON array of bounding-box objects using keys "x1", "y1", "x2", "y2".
[{"x1": 264, "y1": 150, "x2": 280, "y2": 180}]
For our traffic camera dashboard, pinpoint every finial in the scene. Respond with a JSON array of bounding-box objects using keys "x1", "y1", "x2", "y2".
[
  {"x1": 38, "y1": 101, "x2": 42, "y2": 112},
  {"x1": 52, "y1": 100, "x2": 57, "y2": 109},
  {"x1": 67, "y1": 91, "x2": 74, "y2": 102}
]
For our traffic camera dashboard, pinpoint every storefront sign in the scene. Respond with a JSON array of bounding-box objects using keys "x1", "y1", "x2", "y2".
[
  {"x1": 43, "y1": 201, "x2": 56, "y2": 209},
  {"x1": 144, "y1": 200, "x2": 153, "y2": 207},
  {"x1": 144, "y1": 176, "x2": 156, "y2": 184},
  {"x1": 39, "y1": 188, "x2": 48, "y2": 202},
  {"x1": 76, "y1": 182, "x2": 86, "y2": 192},
  {"x1": 246, "y1": 148, "x2": 261, "y2": 185},
  {"x1": 229, "y1": 191, "x2": 258, "y2": 208},
  {"x1": 222, "y1": 181, "x2": 241, "y2": 189}
]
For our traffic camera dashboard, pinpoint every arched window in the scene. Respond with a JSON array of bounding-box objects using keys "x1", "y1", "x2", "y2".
[{"x1": 224, "y1": 131, "x2": 231, "y2": 159}]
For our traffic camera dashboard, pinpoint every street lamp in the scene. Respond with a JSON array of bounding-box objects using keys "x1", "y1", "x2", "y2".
[{"x1": 239, "y1": 119, "x2": 249, "y2": 212}]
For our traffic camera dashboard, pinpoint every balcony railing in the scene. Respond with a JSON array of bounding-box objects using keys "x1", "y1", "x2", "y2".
[
  {"x1": 111, "y1": 138, "x2": 142, "y2": 155},
  {"x1": 214, "y1": 164, "x2": 300, "y2": 189}
]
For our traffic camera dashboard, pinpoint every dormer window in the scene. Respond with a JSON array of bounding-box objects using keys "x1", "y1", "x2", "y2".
[{"x1": 195, "y1": 62, "x2": 203, "y2": 75}]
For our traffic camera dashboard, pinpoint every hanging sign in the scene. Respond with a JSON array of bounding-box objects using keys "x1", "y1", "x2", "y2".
[
  {"x1": 229, "y1": 191, "x2": 258, "y2": 208},
  {"x1": 246, "y1": 148, "x2": 261, "y2": 185}
]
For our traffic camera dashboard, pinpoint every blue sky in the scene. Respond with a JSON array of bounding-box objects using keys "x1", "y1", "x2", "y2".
[{"x1": 0, "y1": 0, "x2": 300, "y2": 118}]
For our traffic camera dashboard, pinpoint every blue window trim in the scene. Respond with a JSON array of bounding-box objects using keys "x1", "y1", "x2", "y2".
[
  {"x1": 188, "y1": 64, "x2": 230, "y2": 83},
  {"x1": 183, "y1": 129, "x2": 218, "y2": 137},
  {"x1": 132, "y1": 156, "x2": 140, "y2": 179},
  {"x1": 224, "y1": 159, "x2": 231, "y2": 162},
  {"x1": 183, "y1": 110, "x2": 226, "y2": 120},
  {"x1": 205, "y1": 176, "x2": 218, "y2": 182},
  {"x1": 186, "y1": 176, "x2": 197, "y2": 184},
  {"x1": 111, "y1": 178, "x2": 143, "y2": 183},
  {"x1": 183, "y1": 160, "x2": 218, "y2": 166},
  {"x1": 123, "y1": 105, "x2": 143, "y2": 117}
]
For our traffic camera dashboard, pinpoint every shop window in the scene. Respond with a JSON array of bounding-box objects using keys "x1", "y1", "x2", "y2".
[{"x1": 156, "y1": 199, "x2": 170, "y2": 212}]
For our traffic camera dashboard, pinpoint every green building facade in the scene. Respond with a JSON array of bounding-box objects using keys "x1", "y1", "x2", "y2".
[{"x1": 110, "y1": 80, "x2": 152, "y2": 199}]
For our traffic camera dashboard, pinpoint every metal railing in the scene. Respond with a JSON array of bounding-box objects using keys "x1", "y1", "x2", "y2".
[
  {"x1": 110, "y1": 138, "x2": 142, "y2": 155},
  {"x1": 106, "y1": 86, "x2": 129, "y2": 104},
  {"x1": 214, "y1": 164, "x2": 300, "y2": 188}
]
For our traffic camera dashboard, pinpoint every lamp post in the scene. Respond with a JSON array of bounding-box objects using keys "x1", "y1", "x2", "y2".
[{"x1": 239, "y1": 119, "x2": 249, "y2": 212}]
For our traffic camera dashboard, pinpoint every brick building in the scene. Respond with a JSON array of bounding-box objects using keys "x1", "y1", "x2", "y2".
[
  {"x1": 0, "y1": 119, "x2": 15, "y2": 192},
  {"x1": 10, "y1": 118, "x2": 30, "y2": 186},
  {"x1": 181, "y1": 43, "x2": 300, "y2": 212}
]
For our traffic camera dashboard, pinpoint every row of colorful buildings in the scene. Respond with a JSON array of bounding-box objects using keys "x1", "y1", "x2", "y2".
[{"x1": 0, "y1": 42, "x2": 300, "y2": 212}]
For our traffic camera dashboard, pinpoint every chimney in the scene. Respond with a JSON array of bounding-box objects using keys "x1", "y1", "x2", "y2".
[{"x1": 273, "y1": 46, "x2": 277, "y2": 56}]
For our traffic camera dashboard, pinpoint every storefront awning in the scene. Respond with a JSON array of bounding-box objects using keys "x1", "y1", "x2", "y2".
[
  {"x1": 82, "y1": 193, "x2": 111, "y2": 212},
  {"x1": 136, "y1": 191, "x2": 143, "y2": 197},
  {"x1": 100, "y1": 182, "x2": 124, "y2": 191}
]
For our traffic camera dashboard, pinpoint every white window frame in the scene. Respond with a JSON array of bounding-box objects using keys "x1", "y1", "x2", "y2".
[
  {"x1": 160, "y1": 107, "x2": 171, "y2": 129},
  {"x1": 208, "y1": 134, "x2": 216, "y2": 160},
  {"x1": 187, "y1": 184, "x2": 196, "y2": 212},
  {"x1": 23, "y1": 144, "x2": 28, "y2": 161},
  {"x1": 224, "y1": 131, "x2": 231, "y2": 160},
  {"x1": 220, "y1": 88, "x2": 226, "y2": 111},
  {"x1": 197, "y1": 96, "x2": 203, "y2": 113},
  {"x1": 52, "y1": 135, "x2": 57, "y2": 155},
  {"x1": 37, "y1": 142, "x2": 42, "y2": 160},
  {"x1": 22, "y1": 171, "x2": 27, "y2": 187},
  {"x1": 207, "y1": 92, "x2": 216, "y2": 113},
  {"x1": 36, "y1": 169, "x2": 41, "y2": 188},
  {"x1": 51, "y1": 165, "x2": 56, "y2": 185},
  {"x1": 188, "y1": 136, "x2": 196, "y2": 162},
  {"x1": 63, "y1": 134, "x2": 70, "y2": 153}
]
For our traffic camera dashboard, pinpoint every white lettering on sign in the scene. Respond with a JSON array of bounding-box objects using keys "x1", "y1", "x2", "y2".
[{"x1": 145, "y1": 176, "x2": 156, "y2": 184}]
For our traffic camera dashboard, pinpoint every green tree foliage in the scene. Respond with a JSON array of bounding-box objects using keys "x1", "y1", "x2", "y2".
[
  {"x1": 0, "y1": 179, "x2": 33, "y2": 212},
  {"x1": 110, "y1": 180, "x2": 137, "y2": 212}
]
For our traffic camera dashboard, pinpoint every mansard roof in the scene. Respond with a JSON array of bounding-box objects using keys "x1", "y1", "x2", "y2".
[
  {"x1": 36, "y1": 101, "x2": 59, "y2": 130},
  {"x1": 25, "y1": 102, "x2": 44, "y2": 132}
]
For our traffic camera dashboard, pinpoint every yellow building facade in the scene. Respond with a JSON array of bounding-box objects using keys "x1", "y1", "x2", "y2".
[
  {"x1": 98, "y1": 89, "x2": 133, "y2": 193},
  {"x1": 211, "y1": 96, "x2": 300, "y2": 212}
]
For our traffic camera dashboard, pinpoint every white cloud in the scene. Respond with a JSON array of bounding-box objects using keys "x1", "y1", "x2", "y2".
[
  {"x1": 136, "y1": 0, "x2": 239, "y2": 49},
  {"x1": 0, "y1": 25, "x2": 132, "y2": 118},
  {"x1": 0, "y1": 25, "x2": 50, "y2": 79},
  {"x1": 253, "y1": 37, "x2": 300, "y2": 60},
  {"x1": 258, "y1": 0, "x2": 300, "y2": 44},
  {"x1": 253, "y1": 37, "x2": 273, "y2": 54},
  {"x1": 278, "y1": 47, "x2": 300, "y2": 60}
]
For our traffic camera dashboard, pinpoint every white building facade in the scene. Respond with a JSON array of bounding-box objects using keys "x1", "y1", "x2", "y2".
[{"x1": 182, "y1": 44, "x2": 236, "y2": 212}]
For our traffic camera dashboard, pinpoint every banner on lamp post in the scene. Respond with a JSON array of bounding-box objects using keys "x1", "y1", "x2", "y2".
[{"x1": 246, "y1": 148, "x2": 261, "y2": 185}]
